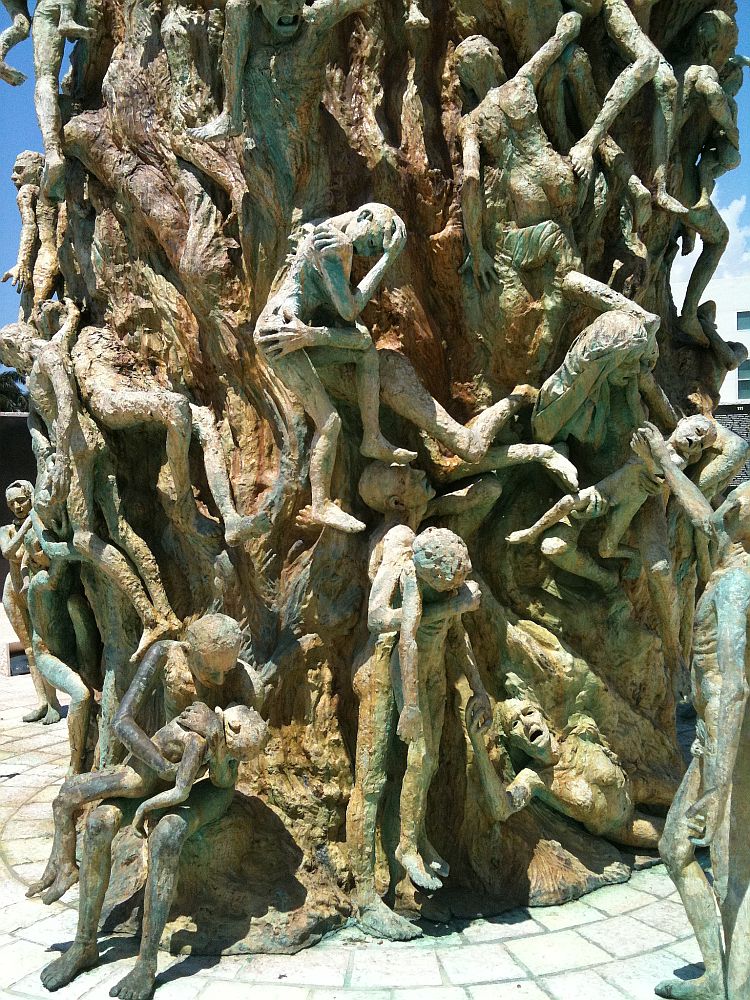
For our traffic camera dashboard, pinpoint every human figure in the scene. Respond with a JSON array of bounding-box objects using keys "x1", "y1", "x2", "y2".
[
  {"x1": 24, "y1": 505, "x2": 100, "y2": 775},
  {"x1": 673, "y1": 13, "x2": 744, "y2": 345},
  {"x1": 655, "y1": 483, "x2": 750, "y2": 1000},
  {"x1": 1, "y1": 150, "x2": 63, "y2": 320},
  {"x1": 567, "y1": 0, "x2": 687, "y2": 216},
  {"x1": 71, "y1": 323, "x2": 265, "y2": 548},
  {"x1": 0, "y1": 479, "x2": 61, "y2": 724},
  {"x1": 28, "y1": 699, "x2": 266, "y2": 903},
  {"x1": 37, "y1": 615, "x2": 268, "y2": 1000},
  {"x1": 347, "y1": 462, "x2": 499, "y2": 939},
  {"x1": 256, "y1": 204, "x2": 417, "y2": 533},
  {"x1": 383, "y1": 525, "x2": 492, "y2": 891},
  {"x1": 0, "y1": 302, "x2": 179, "y2": 661},
  {"x1": 0, "y1": 0, "x2": 30, "y2": 84},
  {"x1": 32, "y1": 0, "x2": 93, "y2": 199},
  {"x1": 189, "y1": 0, "x2": 374, "y2": 143}
]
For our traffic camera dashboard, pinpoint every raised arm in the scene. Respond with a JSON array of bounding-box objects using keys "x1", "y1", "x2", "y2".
[
  {"x1": 3, "y1": 184, "x2": 37, "y2": 290},
  {"x1": 632, "y1": 425, "x2": 715, "y2": 536},
  {"x1": 131, "y1": 732, "x2": 206, "y2": 837},
  {"x1": 0, "y1": 516, "x2": 31, "y2": 560},
  {"x1": 696, "y1": 67, "x2": 740, "y2": 145},
  {"x1": 306, "y1": 0, "x2": 374, "y2": 33},
  {"x1": 450, "y1": 621, "x2": 490, "y2": 724},
  {"x1": 113, "y1": 641, "x2": 179, "y2": 779},
  {"x1": 518, "y1": 11, "x2": 582, "y2": 89},
  {"x1": 29, "y1": 510, "x2": 80, "y2": 562},
  {"x1": 458, "y1": 120, "x2": 499, "y2": 291},
  {"x1": 562, "y1": 270, "x2": 661, "y2": 337}
]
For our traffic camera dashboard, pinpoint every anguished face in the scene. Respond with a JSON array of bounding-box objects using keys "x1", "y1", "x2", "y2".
[
  {"x1": 342, "y1": 204, "x2": 397, "y2": 258},
  {"x1": 505, "y1": 697, "x2": 556, "y2": 765},
  {"x1": 258, "y1": 0, "x2": 305, "y2": 41},
  {"x1": 671, "y1": 416, "x2": 717, "y2": 465},
  {"x1": 6, "y1": 486, "x2": 32, "y2": 521}
]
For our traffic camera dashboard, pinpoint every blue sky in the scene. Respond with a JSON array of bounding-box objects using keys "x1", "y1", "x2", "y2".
[{"x1": 0, "y1": 9, "x2": 748, "y2": 325}]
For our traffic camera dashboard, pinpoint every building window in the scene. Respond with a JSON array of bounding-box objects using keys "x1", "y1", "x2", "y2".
[
  {"x1": 739, "y1": 361, "x2": 750, "y2": 399},
  {"x1": 738, "y1": 311, "x2": 750, "y2": 331}
]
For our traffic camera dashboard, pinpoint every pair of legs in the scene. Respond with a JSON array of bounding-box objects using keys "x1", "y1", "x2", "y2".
[
  {"x1": 657, "y1": 758, "x2": 726, "y2": 1000},
  {"x1": 84, "y1": 381, "x2": 263, "y2": 547},
  {"x1": 3, "y1": 574, "x2": 61, "y2": 724},
  {"x1": 28, "y1": 759, "x2": 160, "y2": 904},
  {"x1": 678, "y1": 203, "x2": 730, "y2": 347},
  {"x1": 347, "y1": 633, "x2": 422, "y2": 940},
  {"x1": 189, "y1": 0, "x2": 245, "y2": 141},
  {"x1": 0, "y1": 0, "x2": 29, "y2": 85},
  {"x1": 570, "y1": 0, "x2": 685, "y2": 215},
  {"x1": 392, "y1": 635, "x2": 448, "y2": 892},
  {"x1": 270, "y1": 342, "x2": 415, "y2": 534},
  {"x1": 32, "y1": 0, "x2": 92, "y2": 199},
  {"x1": 41, "y1": 781, "x2": 233, "y2": 1000}
]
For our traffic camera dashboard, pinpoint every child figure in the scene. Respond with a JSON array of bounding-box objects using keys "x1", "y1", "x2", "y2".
[
  {"x1": 28, "y1": 700, "x2": 267, "y2": 904},
  {"x1": 375, "y1": 525, "x2": 491, "y2": 891}
]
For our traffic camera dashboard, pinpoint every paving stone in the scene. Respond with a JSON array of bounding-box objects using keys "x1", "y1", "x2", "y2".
[
  {"x1": 350, "y1": 947, "x2": 442, "y2": 988},
  {"x1": 461, "y1": 911, "x2": 541, "y2": 943},
  {"x1": 240, "y1": 948, "x2": 350, "y2": 987},
  {"x1": 3, "y1": 819, "x2": 53, "y2": 841},
  {"x1": 585, "y1": 884, "x2": 656, "y2": 915},
  {"x1": 199, "y1": 984, "x2": 310, "y2": 999},
  {"x1": 633, "y1": 899, "x2": 694, "y2": 938},
  {"x1": 0, "y1": 896, "x2": 65, "y2": 934},
  {"x1": 577, "y1": 914, "x2": 675, "y2": 958},
  {"x1": 506, "y1": 929, "x2": 610, "y2": 976},
  {"x1": 0, "y1": 936, "x2": 50, "y2": 987},
  {"x1": 310, "y1": 992, "x2": 391, "y2": 1000},
  {"x1": 626, "y1": 867, "x2": 675, "y2": 898},
  {"x1": 14, "y1": 906, "x2": 80, "y2": 946},
  {"x1": 668, "y1": 937, "x2": 703, "y2": 965},
  {"x1": 3, "y1": 835, "x2": 56, "y2": 865},
  {"x1": 468, "y1": 984, "x2": 549, "y2": 999},
  {"x1": 439, "y1": 942, "x2": 526, "y2": 985},
  {"x1": 529, "y1": 899, "x2": 604, "y2": 931},
  {"x1": 542, "y1": 969, "x2": 625, "y2": 999},
  {"x1": 393, "y1": 990, "x2": 467, "y2": 1000},
  {"x1": 598, "y1": 950, "x2": 700, "y2": 1000}
]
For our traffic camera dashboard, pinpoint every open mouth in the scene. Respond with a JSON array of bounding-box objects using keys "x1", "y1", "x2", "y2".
[
  {"x1": 276, "y1": 14, "x2": 301, "y2": 32},
  {"x1": 528, "y1": 725, "x2": 546, "y2": 744}
]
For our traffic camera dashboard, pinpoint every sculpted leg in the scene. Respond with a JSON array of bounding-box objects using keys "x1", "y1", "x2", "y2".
[
  {"x1": 356, "y1": 344, "x2": 417, "y2": 466},
  {"x1": 4, "y1": 576, "x2": 60, "y2": 722},
  {"x1": 32, "y1": 2, "x2": 66, "y2": 199},
  {"x1": 656, "y1": 759, "x2": 726, "y2": 1000},
  {"x1": 57, "y1": 0, "x2": 92, "y2": 39},
  {"x1": 679, "y1": 206, "x2": 729, "y2": 346},
  {"x1": 188, "y1": 0, "x2": 248, "y2": 141},
  {"x1": 33, "y1": 643, "x2": 91, "y2": 775},
  {"x1": 40, "y1": 803, "x2": 123, "y2": 992},
  {"x1": 0, "y1": 0, "x2": 30, "y2": 85},
  {"x1": 541, "y1": 523, "x2": 620, "y2": 593},
  {"x1": 651, "y1": 59, "x2": 686, "y2": 216}
]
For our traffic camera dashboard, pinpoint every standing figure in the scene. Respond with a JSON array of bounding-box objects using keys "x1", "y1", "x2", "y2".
[
  {"x1": 0, "y1": 0, "x2": 30, "y2": 84},
  {"x1": 2, "y1": 150, "x2": 63, "y2": 320},
  {"x1": 656, "y1": 484, "x2": 750, "y2": 1000},
  {"x1": 32, "y1": 0, "x2": 93, "y2": 199},
  {"x1": 255, "y1": 204, "x2": 417, "y2": 534},
  {"x1": 568, "y1": 0, "x2": 686, "y2": 215},
  {"x1": 0, "y1": 479, "x2": 61, "y2": 724},
  {"x1": 384, "y1": 525, "x2": 492, "y2": 891}
]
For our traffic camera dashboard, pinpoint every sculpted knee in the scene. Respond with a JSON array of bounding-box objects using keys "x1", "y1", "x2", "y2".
[
  {"x1": 322, "y1": 411, "x2": 342, "y2": 437},
  {"x1": 149, "y1": 814, "x2": 189, "y2": 859},
  {"x1": 85, "y1": 806, "x2": 119, "y2": 842},
  {"x1": 541, "y1": 536, "x2": 569, "y2": 559}
]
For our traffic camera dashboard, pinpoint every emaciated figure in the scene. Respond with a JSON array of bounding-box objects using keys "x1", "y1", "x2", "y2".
[
  {"x1": 0, "y1": 0, "x2": 30, "y2": 84},
  {"x1": 256, "y1": 204, "x2": 417, "y2": 533},
  {"x1": 0, "y1": 479, "x2": 61, "y2": 724}
]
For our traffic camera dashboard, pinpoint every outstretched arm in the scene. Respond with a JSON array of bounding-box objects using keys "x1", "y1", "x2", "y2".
[
  {"x1": 3, "y1": 184, "x2": 36, "y2": 290},
  {"x1": 691, "y1": 426, "x2": 750, "y2": 502},
  {"x1": 696, "y1": 67, "x2": 740, "y2": 146},
  {"x1": 451, "y1": 621, "x2": 491, "y2": 726},
  {"x1": 113, "y1": 641, "x2": 180, "y2": 779},
  {"x1": 519, "y1": 11, "x2": 581, "y2": 88},
  {"x1": 306, "y1": 0, "x2": 374, "y2": 32},
  {"x1": 0, "y1": 517, "x2": 31, "y2": 560},
  {"x1": 632, "y1": 425, "x2": 715, "y2": 536},
  {"x1": 458, "y1": 121, "x2": 499, "y2": 292},
  {"x1": 395, "y1": 561, "x2": 423, "y2": 743},
  {"x1": 562, "y1": 270, "x2": 660, "y2": 336},
  {"x1": 132, "y1": 733, "x2": 206, "y2": 837}
]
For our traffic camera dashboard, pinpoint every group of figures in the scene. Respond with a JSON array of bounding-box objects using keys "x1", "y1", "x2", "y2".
[{"x1": 0, "y1": 0, "x2": 749, "y2": 998}]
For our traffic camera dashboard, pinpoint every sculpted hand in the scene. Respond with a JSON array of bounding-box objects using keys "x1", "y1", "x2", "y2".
[
  {"x1": 383, "y1": 215, "x2": 407, "y2": 256},
  {"x1": 460, "y1": 249, "x2": 500, "y2": 292},
  {"x1": 687, "y1": 788, "x2": 725, "y2": 848},
  {"x1": 579, "y1": 487, "x2": 609, "y2": 520},
  {"x1": 2, "y1": 264, "x2": 30, "y2": 291},
  {"x1": 557, "y1": 11, "x2": 582, "y2": 41},
  {"x1": 155, "y1": 757, "x2": 178, "y2": 782},
  {"x1": 258, "y1": 317, "x2": 313, "y2": 359},
  {"x1": 466, "y1": 692, "x2": 492, "y2": 736},
  {"x1": 177, "y1": 702, "x2": 222, "y2": 747},
  {"x1": 312, "y1": 223, "x2": 351, "y2": 257},
  {"x1": 132, "y1": 802, "x2": 151, "y2": 839},
  {"x1": 397, "y1": 705, "x2": 423, "y2": 743}
]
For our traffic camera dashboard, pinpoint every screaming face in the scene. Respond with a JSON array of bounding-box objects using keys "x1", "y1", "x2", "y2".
[{"x1": 258, "y1": 0, "x2": 305, "y2": 41}]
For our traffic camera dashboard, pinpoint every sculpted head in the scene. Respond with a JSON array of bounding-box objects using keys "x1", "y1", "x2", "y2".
[
  {"x1": 455, "y1": 35, "x2": 506, "y2": 104},
  {"x1": 11, "y1": 150, "x2": 43, "y2": 190},
  {"x1": 0, "y1": 322, "x2": 40, "y2": 376},
  {"x1": 358, "y1": 463, "x2": 435, "y2": 514},
  {"x1": 220, "y1": 704, "x2": 269, "y2": 762},
  {"x1": 341, "y1": 204, "x2": 402, "y2": 258},
  {"x1": 257, "y1": 0, "x2": 305, "y2": 41},
  {"x1": 184, "y1": 614, "x2": 242, "y2": 687},
  {"x1": 693, "y1": 10, "x2": 738, "y2": 70},
  {"x1": 716, "y1": 483, "x2": 750, "y2": 551},
  {"x1": 412, "y1": 527, "x2": 472, "y2": 593},
  {"x1": 670, "y1": 415, "x2": 717, "y2": 465},
  {"x1": 500, "y1": 673, "x2": 558, "y2": 765},
  {"x1": 5, "y1": 480, "x2": 32, "y2": 521}
]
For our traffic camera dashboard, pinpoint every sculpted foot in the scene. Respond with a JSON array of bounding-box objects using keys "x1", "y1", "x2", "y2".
[
  {"x1": 42, "y1": 705, "x2": 62, "y2": 725},
  {"x1": 188, "y1": 112, "x2": 241, "y2": 143},
  {"x1": 507, "y1": 527, "x2": 539, "y2": 546},
  {"x1": 654, "y1": 187, "x2": 688, "y2": 217},
  {"x1": 396, "y1": 843, "x2": 443, "y2": 892},
  {"x1": 42, "y1": 152, "x2": 66, "y2": 201},
  {"x1": 300, "y1": 502, "x2": 366, "y2": 534},
  {"x1": 23, "y1": 704, "x2": 48, "y2": 723},
  {"x1": 40, "y1": 864, "x2": 79, "y2": 904},
  {"x1": 360, "y1": 436, "x2": 417, "y2": 466},
  {"x1": 628, "y1": 178, "x2": 653, "y2": 230},
  {"x1": 356, "y1": 897, "x2": 422, "y2": 941},
  {"x1": 58, "y1": 20, "x2": 93, "y2": 39},
  {"x1": 109, "y1": 961, "x2": 157, "y2": 1000},
  {"x1": 0, "y1": 59, "x2": 26, "y2": 86},
  {"x1": 654, "y1": 973, "x2": 725, "y2": 999},
  {"x1": 41, "y1": 941, "x2": 99, "y2": 991},
  {"x1": 26, "y1": 863, "x2": 58, "y2": 898},
  {"x1": 569, "y1": 140, "x2": 594, "y2": 186}
]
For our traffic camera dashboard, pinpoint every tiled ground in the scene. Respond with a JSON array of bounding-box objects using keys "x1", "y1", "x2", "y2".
[{"x1": 0, "y1": 672, "x2": 704, "y2": 1000}]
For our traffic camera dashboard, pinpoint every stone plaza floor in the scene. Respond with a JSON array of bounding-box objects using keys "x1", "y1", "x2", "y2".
[{"x1": 0, "y1": 671, "x2": 705, "y2": 1000}]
